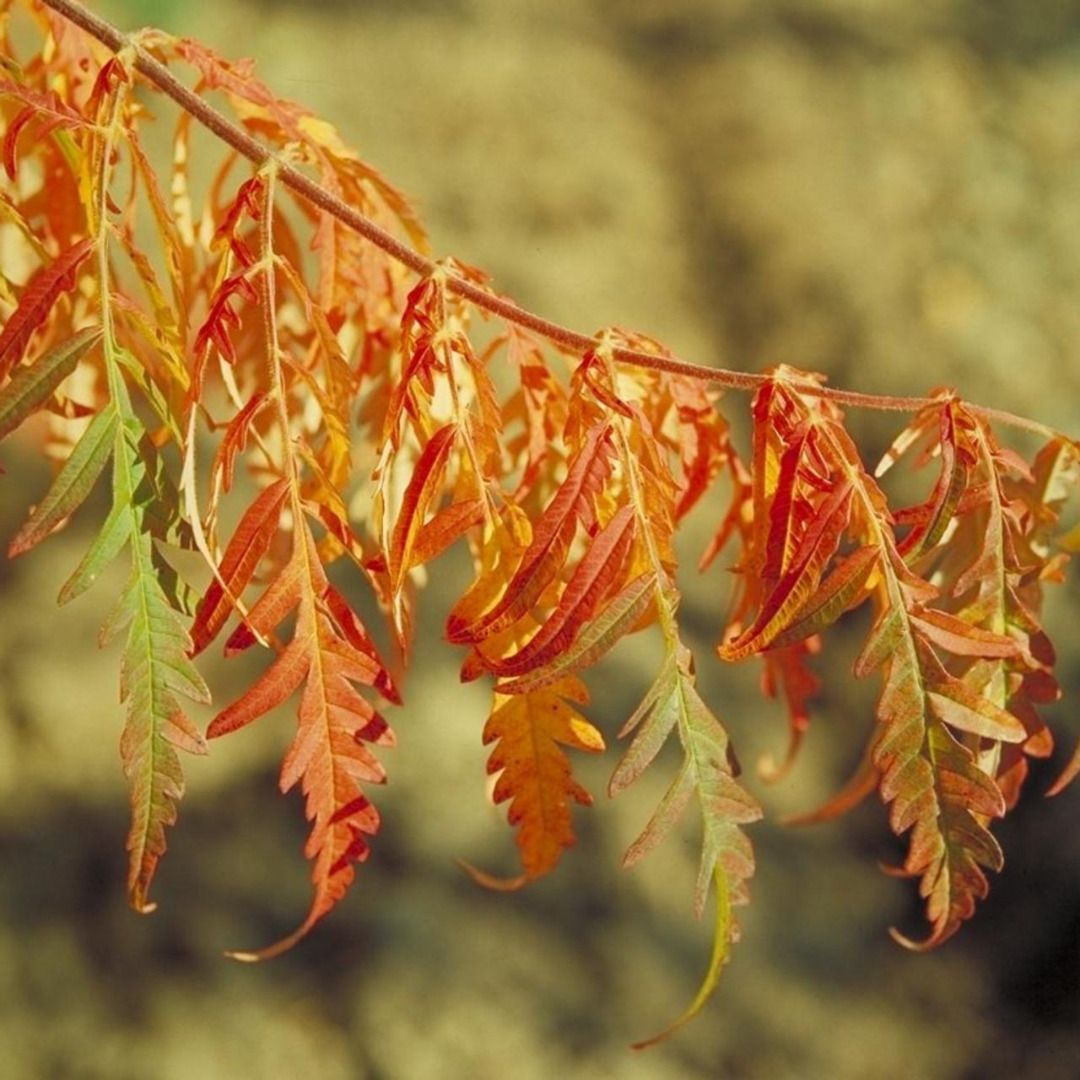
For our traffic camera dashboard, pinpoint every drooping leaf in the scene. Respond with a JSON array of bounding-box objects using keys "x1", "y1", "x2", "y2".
[
  {"x1": 0, "y1": 80, "x2": 91, "y2": 182},
  {"x1": 878, "y1": 396, "x2": 970, "y2": 562},
  {"x1": 0, "y1": 326, "x2": 101, "y2": 441},
  {"x1": 631, "y1": 866, "x2": 732, "y2": 1052},
  {"x1": 710, "y1": 371, "x2": 836, "y2": 776},
  {"x1": 765, "y1": 545, "x2": 880, "y2": 651},
  {"x1": 188, "y1": 478, "x2": 289, "y2": 656},
  {"x1": 755, "y1": 641, "x2": 822, "y2": 782},
  {"x1": 920, "y1": 414, "x2": 1071, "y2": 808},
  {"x1": 64, "y1": 391, "x2": 210, "y2": 911},
  {"x1": 463, "y1": 675, "x2": 603, "y2": 889},
  {"x1": 611, "y1": 645, "x2": 762, "y2": 1046},
  {"x1": 9, "y1": 403, "x2": 118, "y2": 556},
  {"x1": 854, "y1": 542, "x2": 1023, "y2": 948},
  {"x1": 886, "y1": 720, "x2": 1006, "y2": 952},
  {"x1": 613, "y1": 647, "x2": 761, "y2": 904},
  {"x1": 494, "y1": 570, "x2": 657, "y2": 695},
  {"x1": 386, "y1": 421, "x2": 456, "y2": 600},
  {"x1": 720, "y1": 479, "x2": 855, "y2": 660},
  {"x1": 58, "y1": 489, "x2": 128, "y2": 605},
  {"x1": 0, "y1": 238, "x2": 95, "y2": 382},
  {"x1": 207, "y1": 518, "x2": 397, "y2": 959},
  {"x1": 208, "y1": 391, "x2": 268, "y2": 498},
  {"x1": 471, "y1": 505, "x2": 636, "y2": 681},
  {"x1": 407, "y1": 497, "x2": 485, "y2": 568},
  {"x1": 105, "y1": 489, "x2": 210, "y2": 912},
  {"x1": 717, "y1": 373, "x2": 1039, "y2": 948},
  {"x1": 3, "y1": 5, "x2": 1078, "y2": 1045},
  {"x1": 447, "y1": 421, "x2": 613, "y2": 644}
]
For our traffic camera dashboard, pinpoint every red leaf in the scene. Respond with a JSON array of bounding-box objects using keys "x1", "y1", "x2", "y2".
[
  {"x1": 720, "y1": 480, "x2": 855, "y2": 659},
  {"x1": 447, "y1": 422, "x2": 613, "y2": 644},
  {"x1": 210, "y1": 391, "x2": 268, "y2": 497},
  {"x1": 756, "y1": 640, "x2": 822, "y2": 783},
  {"x1": 0, "y1": 82, "x2": 90, "y2": 181},
  {"x1": 0, "y1": 239, "x2": 95, "y2": 382},
  {"x1": 189, "y1": 479, "x2": 288, "y2": 656},
  {"x1": 475, "y1": 505, "x2": 636, "y2": 680}
]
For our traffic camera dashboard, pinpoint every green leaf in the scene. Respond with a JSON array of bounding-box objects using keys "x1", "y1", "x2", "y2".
[
  {"x1": 113, "y1": 344, "x2": 185, "y2": 447},
  {"x1": 110, "y1": 528, "x2": 210, "y2": 911},
  {"x1": 0, "y1": 326, "x2": 101, "y2": 441},
  {"x1": 622, "y1": 759, "x2": 693, "y2": 867},
  {"x1": 8, "y1": 404, "x2": 118, "y2": 556},
  {"x1": 612, "y1": 644, "x2": 761, "y2": 1048},
  {"x1": 610, "y1": 649, "x2": 678, "y2": 792},
  {"x1": 103, "y1": 405, "x2": 210, "y2": 912},
  {"x1": 58, "y1": 495, "x2": 128, "y2": 604}
]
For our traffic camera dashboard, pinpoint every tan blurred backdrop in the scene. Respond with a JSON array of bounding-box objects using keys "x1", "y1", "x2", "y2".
[{"x1": 2, "y1": 1, "x2": 1079, "y2": 1078}]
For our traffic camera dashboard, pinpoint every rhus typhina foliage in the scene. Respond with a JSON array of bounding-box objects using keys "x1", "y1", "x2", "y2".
[{"x1": 1, "y1": 0, "x2": 1078, "y2": 1048}]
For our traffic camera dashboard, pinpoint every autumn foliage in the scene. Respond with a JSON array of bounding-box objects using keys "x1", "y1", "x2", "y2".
[{"x1": 1, "y1": 0, "x2": 1078, "y2": 1048}]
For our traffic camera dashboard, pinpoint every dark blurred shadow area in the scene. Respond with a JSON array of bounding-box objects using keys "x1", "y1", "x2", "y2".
[{"x1": 2, "y1": 0, "x2": 1080, "y2": 1077}]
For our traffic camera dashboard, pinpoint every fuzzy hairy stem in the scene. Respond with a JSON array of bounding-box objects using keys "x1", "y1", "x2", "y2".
[{"x1": 37, "y1": 0, "x2": 1073, "y2": 440}]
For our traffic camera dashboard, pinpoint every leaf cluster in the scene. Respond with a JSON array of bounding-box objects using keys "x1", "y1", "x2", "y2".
[{"x1": 0, "y1": 0, "x2": 1078, "y2": 1047}]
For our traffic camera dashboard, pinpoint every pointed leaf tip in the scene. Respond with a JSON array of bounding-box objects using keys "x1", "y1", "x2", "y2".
[
  {"x1": 1046, "y1": 738, "x2": 1080, "y2": 798},
  {"x1": 887, "y1": 923, "x2": 954, "y2": 953},
  {"x1": 631, "y1": 866, "x2": 732, "y2": 1051},
  {"x1": 223, "y1": 918, "x2": 313, "y2": 963},
  {"x1": 457, "y1": 859, "x2": 528, "y2": 892}
]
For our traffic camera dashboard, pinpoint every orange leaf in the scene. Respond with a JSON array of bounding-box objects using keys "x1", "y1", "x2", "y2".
[
  {"x1": 0, "y1": 82, "x2": 90, "y2": 181},
  {"x1": 387, "y1": 421, "x2": 456, "y2": 598},
  {"x1": 894, "y1": 399, "x2": 970, "y2": 561},
  {"x1": 888, "y1": 721, "x2": 1005, "y2": 951},
  {"x1": 464, "y1": 676, "x2": 603, "y2": 888},
  {"x1": 493, "y1": 570, "x2": 656, "y2": 696},
  {"x1": 207, "y1": 521, "x2": 396, "y2": 959},
  {"x1": 408, "y1": 497, "x2": 484, "y2": 568},
  {"x1": 766, "y1": 545, "x2": 880, "y2": 652},
  {"x1": 209, "y1": 391, "x2": 268, "y2": 497}
]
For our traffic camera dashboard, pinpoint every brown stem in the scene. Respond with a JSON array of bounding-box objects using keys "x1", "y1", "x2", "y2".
[{"x1": 35, "y1": 0, "x2": 1076, "y2": 440}]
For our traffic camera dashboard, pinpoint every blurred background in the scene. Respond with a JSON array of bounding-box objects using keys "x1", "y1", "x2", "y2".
[{"x1": 2, "y1": 0, "x2": 1080, "y2": 1077}]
